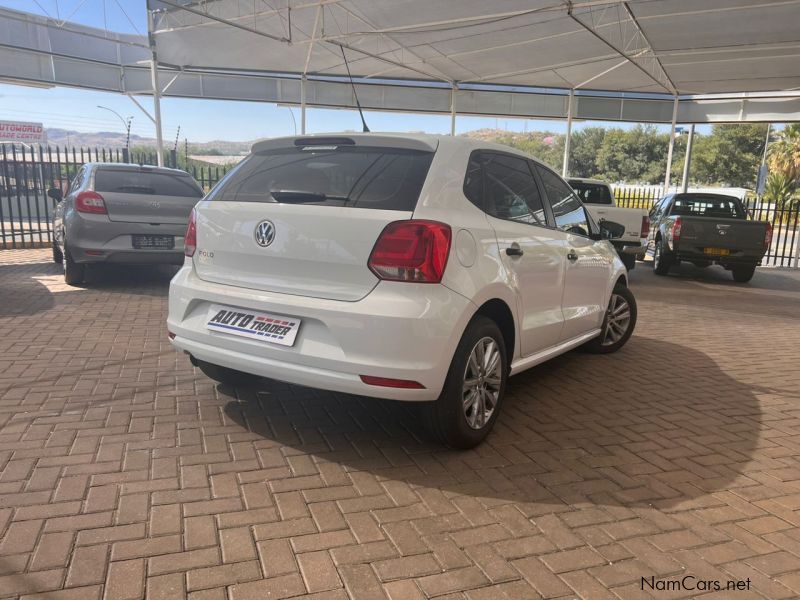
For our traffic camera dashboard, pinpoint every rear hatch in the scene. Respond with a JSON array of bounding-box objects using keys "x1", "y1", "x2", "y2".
[
  {"x1": 193, "y1": 136, "x2": 437, "y2": 301},
  {"x1": 94, "y1": 167, "x2": 204, "y2": 224}
]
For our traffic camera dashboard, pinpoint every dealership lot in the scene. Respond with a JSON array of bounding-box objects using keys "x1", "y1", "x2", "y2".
[{"x1": 1, "y1": 250, "x2": 800, "y2": 599}]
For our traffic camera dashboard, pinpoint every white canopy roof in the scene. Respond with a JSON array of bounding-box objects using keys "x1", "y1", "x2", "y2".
[
  {"x1": 149, "y1": 0, "x2": 800, "y2": 95},
  {"x1": 2, "y1": 2, "x2": 800, "y2": 124}
]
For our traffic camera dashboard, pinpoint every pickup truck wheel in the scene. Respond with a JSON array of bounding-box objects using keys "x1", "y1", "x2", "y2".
[
  {"x1": 732, "y1": 265, "x2": 756, "y2": 283},
  {"x1": 196, "y1": 360, "x2": 262, "y2": 388},
  {"x1": 63, "y1": 244, "x2": 85, "y2": 286},
  {"x1": 653, "y1": 239, "x2": 672, "y2": 276},
  {"x1": 422, "y1": 316, "x2": 507, "y2": 449},
  {"x1": 583, "y1": 285, "x2": 637, "y2": 354}
]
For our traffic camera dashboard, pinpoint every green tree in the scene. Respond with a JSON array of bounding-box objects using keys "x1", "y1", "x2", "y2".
[
  {"x1": 568, "y1": 127, "x2": 606, "y2": 178},
  {"x1": 691, "y1": 124, "x2": 768, "y2": 188},
  {"x1": 595, "y1": 125, "x2": 670, "y2": 184},
  {"x1": 763, "y1": 172, "x2": 797, "y2": 209},
  {"x1": 767, "y1": 123, "x2": 800, "y2": 182}
]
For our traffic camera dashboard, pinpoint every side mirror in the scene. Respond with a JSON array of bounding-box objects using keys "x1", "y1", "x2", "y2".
[
  {"x1": 599, "y1": 219, "x2": 625, "y2": 240},
  {"x1": 47, "y1": 188, "x2": 63, "y2": 202}
]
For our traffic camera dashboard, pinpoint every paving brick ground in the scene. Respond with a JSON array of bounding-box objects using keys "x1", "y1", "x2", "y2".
[{"x1": 1, "y1": 248, "x2": 800, "y2": 599}]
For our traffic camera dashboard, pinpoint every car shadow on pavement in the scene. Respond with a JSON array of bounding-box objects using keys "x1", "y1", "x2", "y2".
[
  {"x1": 635, "y1": 260, "x2": 800, "y2": 292},
  {"x1": 0, "y1": 260, "x2": 57, "y2": 316},
  {"x1": 222, "y1": 336, "x2": 762, "y2": 512},
  {"x1": 81, "y1": 263, "x2": 179, "y2": 295}
]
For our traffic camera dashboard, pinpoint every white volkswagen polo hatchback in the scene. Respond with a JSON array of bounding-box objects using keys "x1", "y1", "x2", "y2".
[{"x1": 168, "y1": 134, "x2": 636, "y2": 448}]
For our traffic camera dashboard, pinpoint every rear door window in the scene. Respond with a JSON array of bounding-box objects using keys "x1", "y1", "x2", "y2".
[
  {"x1": 464, "y1": 151, "x2": 548, "y2": 226},
  {"x1": 537, "y1": 165, "x2": 592, "y2": 237},
  {"x1": 95, "y1": 169, "x2": 203, "y2": 198},
  {"x1": 209, "y1": 146, "x2": 434, "y2": 211}
]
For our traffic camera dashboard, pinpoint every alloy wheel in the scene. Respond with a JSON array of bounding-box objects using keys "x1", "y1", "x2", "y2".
[
  {"x1": 601, "y1": 293, "x2": 632, "y2": 346},
  {"x1": 462, "y1": 336, "x2": 503, "y2": 429}
]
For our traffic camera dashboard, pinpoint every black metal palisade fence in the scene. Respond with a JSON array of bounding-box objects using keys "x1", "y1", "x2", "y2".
[
  {"x1": 0, "y1": 144, "x2": 797, "y2": 267},
  {"x1": 0, "y1": 145, "x2": 231, "y2": 250}
]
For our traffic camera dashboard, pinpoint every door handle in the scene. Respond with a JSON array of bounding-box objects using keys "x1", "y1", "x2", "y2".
[
  {"x1": 567, "y1": 250, "x2": 579, "y2": 262},
  {"x1": 505, "y1": 243, "x2": 523, "y2": 257}
]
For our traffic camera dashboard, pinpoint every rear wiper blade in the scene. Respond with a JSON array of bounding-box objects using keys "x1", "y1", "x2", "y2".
[{"x1": 270, "y1": 190, "x2": 351, "y2": 204}]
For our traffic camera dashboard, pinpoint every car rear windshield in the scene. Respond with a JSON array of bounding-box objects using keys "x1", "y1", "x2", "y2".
[
  {"x1": 206, "y1": 146, "x2": 434, "y2": 211},
  {"x1": 672, "y1": 195, "x2": 744, "y2": 219},
  {"x1": 95, "y1": 169, "x2": 204, "y2": 198},
  {"x1": 569, "y1": 181, "x2": 613, "y2": 205}
]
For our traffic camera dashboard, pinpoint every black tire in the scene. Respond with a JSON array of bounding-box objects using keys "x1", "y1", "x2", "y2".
[
  {"x1": 63, "y1": 244, "x2": 85, "y2": 286},
  {"x1": 196, "y1": 360, "x2": 262, "y2": 388},
  {"x1": 732, "y1": 265, "x2": 756, "y2": 283},
  {"x1": 620, "y1": 253, "x2": 636, "y2": 271},
  {"x1": 52, "y1": 240, "x2": 63, "y2": 264},
  {"x1": 653, "y1": 238, "x2": 672, "y2": 276},
  {"x1": 422, "y1": 316, "x2": 507, "y2": 449},
  {"x1": 583, "y1": 284, "x2": 637, "y2": 354}
]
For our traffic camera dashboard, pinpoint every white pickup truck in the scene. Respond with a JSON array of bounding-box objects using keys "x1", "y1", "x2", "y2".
[{"x1": 568, "y1": 178, "x2": 649, "y2": 270}]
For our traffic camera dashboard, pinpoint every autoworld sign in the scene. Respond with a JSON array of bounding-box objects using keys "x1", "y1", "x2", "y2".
[{"x1": 0, "y1": 120, "x2": 45, "y2": 143}]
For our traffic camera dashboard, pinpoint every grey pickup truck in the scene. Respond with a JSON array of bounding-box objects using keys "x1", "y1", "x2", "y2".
[{"x1": 647, "y1": 192, "x2": 771, "y2": 282}]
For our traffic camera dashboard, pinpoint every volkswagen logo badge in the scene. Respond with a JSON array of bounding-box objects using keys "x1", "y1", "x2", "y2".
[{"x1": 254, "y1": 220, "x2": 276, "y2": 247}]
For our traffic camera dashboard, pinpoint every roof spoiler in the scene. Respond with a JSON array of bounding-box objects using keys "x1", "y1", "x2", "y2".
[{"x1": 251, "y1": 134, "x2": 438, "y2": 154}]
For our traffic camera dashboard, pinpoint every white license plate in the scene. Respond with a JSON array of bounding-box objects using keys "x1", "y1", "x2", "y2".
[{"x1": 206, "y1": 304, "x2": 300, "y2": 347}]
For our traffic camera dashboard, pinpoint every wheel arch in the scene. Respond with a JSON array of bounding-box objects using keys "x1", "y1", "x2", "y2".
[{"x1": 473, "y1": 298, "x2": 515, "y2": 366}]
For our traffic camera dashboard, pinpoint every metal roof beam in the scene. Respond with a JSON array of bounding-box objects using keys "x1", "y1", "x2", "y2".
[{"x1": 569, "y1": 2, "x2": 677, "y2": 94}]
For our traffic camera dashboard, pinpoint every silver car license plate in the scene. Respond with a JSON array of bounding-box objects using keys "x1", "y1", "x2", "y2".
[
  {"x1": 132, "y1": 234, "x2": 174, "y2": 249},
  {"x1": 206, "y1": 304, "x2": 300, "y2": 347}
]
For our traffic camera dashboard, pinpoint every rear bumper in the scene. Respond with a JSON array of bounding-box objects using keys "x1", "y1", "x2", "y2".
[
  {"x1": 167, "y1": 264, "x2": 475, "y2": 401},
  {"x1": 64, "y1": 213, "x2": 186, "y2": 264},
  {"x1": 611, "y1": 240, "x2": 646, "y2": 256},
  {"x1": 672, "y1": 245, "x2": 764, "y2": 267}
]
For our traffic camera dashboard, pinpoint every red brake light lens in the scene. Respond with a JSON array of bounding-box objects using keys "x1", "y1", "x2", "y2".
[
  {"x1": 359, "y1": 375, "x2": 425, "y2": 389},
  {"x1": 368, "y1": 220, "x2": 451, "y2": 283},
  {"x1": 75, "y1": 191, "x2": 107, "y2": 214},
  {"x1": 640, "y1": 215, "x2": 650, "y2": 239},
  {"x1": 764, "y1": 222, "x2": 773, "y2": 251},
  {"x1": 184, "y1": 208, "x2": 197, "y2": 257}
]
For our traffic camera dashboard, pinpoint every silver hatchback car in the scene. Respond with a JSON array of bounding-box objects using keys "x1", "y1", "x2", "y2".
[{"x1": 50, "y1": 163, "x2": 204, "y2": 284}]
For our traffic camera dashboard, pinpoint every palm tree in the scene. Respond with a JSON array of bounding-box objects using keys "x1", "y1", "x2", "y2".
[
  {"x1": 763, "y1": 172, "x2": 797, "y2": 210},
  {"x1": 767, "y1": 124, "x2": 800, "y2": 182}
]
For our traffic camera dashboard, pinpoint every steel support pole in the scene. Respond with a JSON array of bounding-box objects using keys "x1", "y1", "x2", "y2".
[
  {"x1": 561, "y1": 90, "x2": 574, "y2": 177},
  {"x1": 147, "y1": 10, "x2": 164, "y2": 167},
  {"x1": 680, "y1": 123, "x2": 695, "y2": 193},
  {"x1": 663, "y1": 96, "x2": 679, "y2": 190},
  {"x1": 300, "y1": 75, "x2": 307, "y2": 135},
  {"x1": 450, "y1": 84, "x2": 457, "y2": 136}
]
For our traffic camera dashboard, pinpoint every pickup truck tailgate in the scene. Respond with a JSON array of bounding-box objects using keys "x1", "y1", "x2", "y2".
[{"x1": 678, "y1": 217, "x2": 767, "y2": 253}]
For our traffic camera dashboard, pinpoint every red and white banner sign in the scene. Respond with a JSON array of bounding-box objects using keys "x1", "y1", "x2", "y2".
[{"x1": 0, "y1": 120, "x2": 45, "y2": 143}]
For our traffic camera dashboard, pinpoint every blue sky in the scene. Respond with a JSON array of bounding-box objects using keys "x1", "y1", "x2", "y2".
[{"x1": 0, "y1": 0, "x2": 699, "y2": 144}]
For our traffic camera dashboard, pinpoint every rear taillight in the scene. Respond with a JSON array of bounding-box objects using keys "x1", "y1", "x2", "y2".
[
  {"x1": 359, "y1": 375, "x2": 425, "y2": 389},
  {"x1": 75, "y1": 191, "x2": 107, "y2": 214},
  {"x1": 184, "y1": 208, "x2": 197, "y2": 257},
  {"x1": 640, "y1": 215, "x2": 650, "y2": 239},
  {"x1": 764, "y1": 222, "x2": 773, "y2": 251},
  {"x1": 368, "y1": 220, "x2": 451, "y2": 283},
  {"x1": 671, "y1": 217, "x2": 682, "y2": 243}
]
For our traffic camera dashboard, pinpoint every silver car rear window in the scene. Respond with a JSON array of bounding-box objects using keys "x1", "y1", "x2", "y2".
[
  {"x1": 206, "y1": 146, "x2": 434, "y2": 211},
  {"x1": 95, "y1": 169, "x2": 203, "y2": 198}
]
